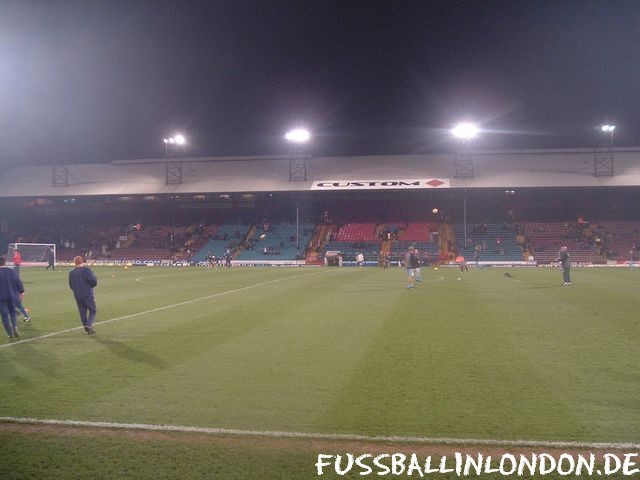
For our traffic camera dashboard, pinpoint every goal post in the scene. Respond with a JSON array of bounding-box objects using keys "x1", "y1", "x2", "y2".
[{"x1": 7, "y1": 243, "x2": 56, "y2": 267}]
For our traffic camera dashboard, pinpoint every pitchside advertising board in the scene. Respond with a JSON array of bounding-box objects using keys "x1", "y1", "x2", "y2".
[{"x1": 310, "y1": 178, "x2": 450, "y2": 190}]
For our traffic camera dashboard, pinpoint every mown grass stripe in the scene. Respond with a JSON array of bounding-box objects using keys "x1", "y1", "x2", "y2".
[{"x1": 0, "y1": 269, "x2": 330, "y2": 350}]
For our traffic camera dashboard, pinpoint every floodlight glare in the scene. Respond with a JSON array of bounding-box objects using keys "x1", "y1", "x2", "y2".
[
  {"x1": 285, "y1": 128, "x2": 311, "y2": 144},
  {"x1": 601, "y1": 124, "x2": 616, "y2": 132},
  {"x1": 451, "y1": 122, "x2": 479, "y2": 140},
  {"x1": 163, "y1": 134, "x2": 186, "y2": 147}
]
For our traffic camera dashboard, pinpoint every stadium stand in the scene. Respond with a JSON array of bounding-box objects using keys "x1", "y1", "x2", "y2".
[
  {"x1": 192, "y1": 224, "x2": 251, "y2": 262},
  {"x1": 591, "y1": 220, "x2": 640, "y2": 261},
  {"x1": 319, "y1": 221, "x2": 441, "y2": 263},
  {"x1": 8, "y1": 217, "x2": 221, "y2": 263},
  {"x1": 400, "y1": 222, "x2": 434, "y2": 242},
  {"x1": 390, "y1": 222, "x2": 439, "y2": 263},
  {"x1": 521, "y1": 222, "x2": 604, "y2": 263},
  {"x1": 321, "y1": 222, "x2": 380, "y2": 262},
  {"x1": 334, "y1": 222, "x2": 379, "y2": 242},
  {"x1": 4, "y1": 149, "x2": 640, "y2": 269},
  {"x1": 453, "y1": 223, "x2": 523, "y2": 262},
  {"x1": 235, "y1": 223, "x2": 314, "y2": 261}
]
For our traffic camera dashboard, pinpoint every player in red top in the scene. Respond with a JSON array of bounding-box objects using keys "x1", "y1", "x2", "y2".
[
  {"x1": 455, "y1": 254, "x2": 468, "y2": 272},
  {"x1": 12, "y1": 249, "x2": 22, "y2": 279}
]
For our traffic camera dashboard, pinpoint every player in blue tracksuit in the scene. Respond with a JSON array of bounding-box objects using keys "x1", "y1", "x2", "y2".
[
  {"x1": 0, "y1": 256, "x2": 24, "y2": 338},
  {"x1": 69, "y1": 256, "x2": 98, "y2": 334}
]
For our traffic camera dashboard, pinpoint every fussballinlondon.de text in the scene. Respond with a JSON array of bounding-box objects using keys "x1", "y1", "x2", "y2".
[{"x1": 316, "y1": 452, "x2": 639, "y2": 477}]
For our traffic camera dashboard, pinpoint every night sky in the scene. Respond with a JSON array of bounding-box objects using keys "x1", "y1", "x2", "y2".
[{"x1": 1, "y1": 0, "x2": 639, "y2": 166}]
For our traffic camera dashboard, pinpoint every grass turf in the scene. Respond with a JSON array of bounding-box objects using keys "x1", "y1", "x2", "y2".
[
  {"x1": 0, "y1": 265, "x2": 638, "y2": 476},
  {"x1": 0, "y1": 430, "x2": 634, "y2": 480}
]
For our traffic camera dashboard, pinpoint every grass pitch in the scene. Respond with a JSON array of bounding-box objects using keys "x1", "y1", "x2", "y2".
[{"x1": 0, "y1": 265, "x2": 638, "y2": 478}]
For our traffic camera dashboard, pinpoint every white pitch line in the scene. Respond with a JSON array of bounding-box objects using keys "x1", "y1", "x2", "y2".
[
  {"x1": 356, "y1": 276, "x2": 445, "y2": 287},
  {"x1": 0, "y1": 270, "x2": 331, "y2": 350},
  {"x1": 134, "y1": 277, "x2": 158, "y2": 284},
  {"x1": 0, "y1": 417, "x2": 637, "y2": 450}
]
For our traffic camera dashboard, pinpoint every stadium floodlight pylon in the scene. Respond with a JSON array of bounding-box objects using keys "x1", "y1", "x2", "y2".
[
  {"x1": 163, "y1": 134, "x2": 187, "y2": 185},
  {"x1": 285, "y1": 128, "x2": 311, "y2": 182},
  {"x1": 451, "y1": 121, "x2": 478, "y2": 178},
  {"x1": 7, "y1": 243, "x2": 56, "y2": 267},
  {"x1": 594, "y1": 124, "x2": 615, "y2": 177},
  {"x1": 284, "y1": 128, "x2": 311, "y2": 144}
]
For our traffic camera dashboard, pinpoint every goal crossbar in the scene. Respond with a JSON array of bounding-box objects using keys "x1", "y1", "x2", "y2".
[{"x1": 7, "y1": 243, "x2": 57, "y2": 267}]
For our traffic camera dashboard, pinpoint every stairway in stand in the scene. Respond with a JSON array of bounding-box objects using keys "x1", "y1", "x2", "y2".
[
  {"x1": 380, "y1": 239, "x2": 391, "y2": 263},
  {"x1": 439, "y1": 223, "x2": 455, "y2": 260},
  {"x1": 234, "y1": 225, "x2": 257, "y2": 258},
  {"x1": 306, "y1": 223, "x2": 336, "y2": 264}
]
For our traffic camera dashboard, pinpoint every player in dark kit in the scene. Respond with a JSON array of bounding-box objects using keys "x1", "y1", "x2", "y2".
[
  {"x1": 404, "y1": 246, "x2": 419, "y2": 289},
  {"x1": 556, "y1": 245, "x2": 571, "y2": 285},
  {"x1": 206, "y1": 251, "x2": 217, "y2": 268},
  {"x1": 0, "y1": 256, "x2": 24, "y2": 338},
  {"x1": 0, "y1": 232, "x2": 7, "y2": 260},
  {"x1": 69, "y1": 256, "x2": 98, "y2": 334},
  {"x1": 46, "y1": 247, "x2": 55, "y2": 270}
]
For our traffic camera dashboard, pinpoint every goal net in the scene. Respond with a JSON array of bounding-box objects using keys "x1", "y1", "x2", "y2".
[{"x1": 7, "y1": 243, "x2": 56, "y2": 267}]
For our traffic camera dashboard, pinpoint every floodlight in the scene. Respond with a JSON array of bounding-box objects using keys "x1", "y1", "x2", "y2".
[
  {"x1": 285, "y1": 128, "x2": 311, "y2": 144},
  {"x1": 601, "y1": 124, "x2": 616, "y2": 133},
  {"x1": 451, "y1": 122, "x2": 479, "y2": 140},
  {"x1": 164, "y1": 134, "x2": 186, "y2": 146}
]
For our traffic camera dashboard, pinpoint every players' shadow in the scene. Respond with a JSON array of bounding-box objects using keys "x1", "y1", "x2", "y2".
[
  {"x1": 93, "y1": 337, "x2": 168, "y2": 369},
  {"x1": 4, "y1": 342, "x2": 59, "y2": 381},
  {"x1": 524, "y1": 285, "x2": 564, "y2": 289},
  {"x1": 343, "y1": 286, "x2": 399, "y2": 293}
]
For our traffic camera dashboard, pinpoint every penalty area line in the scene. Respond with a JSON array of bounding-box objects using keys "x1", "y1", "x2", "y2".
[
  {"x1": 0, "y1": 417, "x2": 637, "y2": 450},
  {"x1": 0, "y1": 270, "x2": 330, "y2": 351}
]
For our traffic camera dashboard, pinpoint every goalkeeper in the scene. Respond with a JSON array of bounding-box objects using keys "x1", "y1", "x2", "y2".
[{"x1": 46, "y1": 247, "x2": 55, "y2": 270}]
